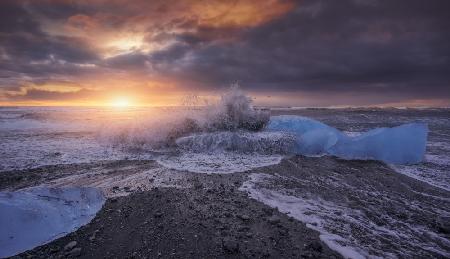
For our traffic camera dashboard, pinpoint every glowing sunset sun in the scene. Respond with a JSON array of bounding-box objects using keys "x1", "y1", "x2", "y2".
[{"x1": 111, "y1": 98, "x2": 130, "y2": 107}]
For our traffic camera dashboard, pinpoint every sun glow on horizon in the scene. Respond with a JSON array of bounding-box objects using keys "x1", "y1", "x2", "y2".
[{"x1": 111, "y1": 97, "x2": 131, "y2": 108}]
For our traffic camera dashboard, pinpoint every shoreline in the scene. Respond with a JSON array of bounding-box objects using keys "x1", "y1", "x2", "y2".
[{"x1": 1, "y1": 156, "x2": 449, "y2": 258}]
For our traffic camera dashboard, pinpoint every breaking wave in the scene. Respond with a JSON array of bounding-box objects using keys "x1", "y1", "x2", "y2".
[
  {"x1": 100, "y1": 84, "x2": 428, "y2": 171},
  {"x1": 100, "y1": 85, "x2": 270, "y2": 151},
  {"x1": 176, "y1": 131, "x2": 296, "y2": 154}
]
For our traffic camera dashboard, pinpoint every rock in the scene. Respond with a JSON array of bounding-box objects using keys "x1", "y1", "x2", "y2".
[
  {"x1": 66, "y1": 247, "x2": 82, "y2": 257},
  {"x1": 49, "y1": 246, "x2": 59, "y2": 254},
  {"x1": 334, "y1": 211, "x2": 342, "y2": 216},
  {"x1": 237, "y1": 214, "x2": 250, "y2": 221},
  {"x1": 222, "y1": 239, "x2": 239, "y2": 254},
  {"x1": 437, "y1": 216, "x2": 450, "y2": 234},
  {"x1": 89, "y1": 230, "x2": 99, "y2": 242},
  {"x1": 305, "y1": 241, "x2": 323, "y2": 252},
  {"x1": 278, "y1": 228, "x2": 288, "y2": 236},
  {"x1": 193, "y1": 182, "x2": 203, "y2": 189},
  {"x1": 238, "y1": 226, "x2": 250, "y2": 232},
  {"x1": 64, "y1": 241, "x2": 77, "y2": 251},
  {"x1": 154, "y1": 212, "x2": 163, "y2": 218},
  {"x1": 263, "y1": 208, "x2": 273, "y2": 216},
  {"x1": 262, "y1": 250, "x2": 271, "y2": 257},
  {"x1": 268, "y1": 215, "x2": 281, "y2": 225}
]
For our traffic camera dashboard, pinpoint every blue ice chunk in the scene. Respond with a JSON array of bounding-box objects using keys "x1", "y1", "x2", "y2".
[
  {"x1": 0, "y1": 187, "x2": 105, "y2": 257},
  {"x1": 266, "y1": 115, "x2": 428, "y2": 164},
  {"x1": 329, "y1": 123, "x2": 428, "y2": 164},
  {"x1": 266, "y1": 115, "x2": 343, "y2": 155}
]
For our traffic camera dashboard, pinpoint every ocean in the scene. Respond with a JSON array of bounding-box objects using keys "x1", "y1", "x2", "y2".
[
  {"x1": 1, "y1": 106, "x2": 449, "y2": 190},
  {"x1": 1, "y1": 103, "x2": 450, "y2": 258}
]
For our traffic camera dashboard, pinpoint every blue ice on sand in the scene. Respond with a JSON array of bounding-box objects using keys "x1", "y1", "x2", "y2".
[
  {"x1": 0, "y1": 187, "x2": 105, "y2": 257},
  {"x1": 266, "y1": 115, "x2": 428, "y2": 164}
]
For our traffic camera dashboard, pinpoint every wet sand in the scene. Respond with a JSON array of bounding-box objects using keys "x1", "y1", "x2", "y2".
[{"x1": 1, "y1": 156, "x2": 449, "y2": 258}]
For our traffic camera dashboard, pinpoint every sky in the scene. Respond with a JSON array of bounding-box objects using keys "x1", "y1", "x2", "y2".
[{"x1": 0, "y1": 0, "x2": 449, "y2": 107}]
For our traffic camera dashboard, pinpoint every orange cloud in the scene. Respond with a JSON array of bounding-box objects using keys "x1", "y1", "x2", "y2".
[
  {"x1": 42, "y1": 0, "x2": 295, "y2": 58},
  {"x1": 192, "y1": 0, "x2": 295, "y2": 28}
]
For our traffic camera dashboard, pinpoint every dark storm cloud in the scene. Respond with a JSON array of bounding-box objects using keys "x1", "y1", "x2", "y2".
[
  {"x1": 1, "y1": 0, "x2": 449, "y2": 105},
  {"x1": 0, "y1": 0, "x2": 100, "y2": 90},
  {"x1": 2, "y1": 33, "x2": 98, "y2": 63},
  {"x1": 7, "y1": 88, "x2": 98, "y2": 101},
  {"x1": 103, "y1": 52, "x2": 149, "y2": 70},
  {"x1": 148, "y1": 0, "x2": 450, "y2": 100},
  {"x1": 0, "y1": 1, "x2": 99, "y2": 62}
]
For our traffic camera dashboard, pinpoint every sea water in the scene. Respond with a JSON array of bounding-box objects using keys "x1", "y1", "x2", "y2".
[
  {"x1": 0, "y1": 105, "x2": 448, "y2": 190},
  {"x1": 1, "y1": 91, "x2": 449, "y2": 258}
]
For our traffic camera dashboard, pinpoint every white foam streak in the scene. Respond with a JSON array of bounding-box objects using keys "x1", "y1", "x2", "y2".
[
  {"x1": 241, "y1": 173, "x2": 450, "y2": 259},
  {"x1": 157, "y1": 152, "x2": 283, "y2": 174},
  {"x1": 240, "y1": 173, "x2": 369, "y2": 259}
]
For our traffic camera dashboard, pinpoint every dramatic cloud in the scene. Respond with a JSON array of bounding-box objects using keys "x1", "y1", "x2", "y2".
[{"x1": 0, "y1": 0, "x2": 449, "y2": 106}]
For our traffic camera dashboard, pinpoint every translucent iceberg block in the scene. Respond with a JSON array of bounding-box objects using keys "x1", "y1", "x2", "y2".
[
  {"x1": 0, "y1": 187, "x2": 105, "y2": 257},
  {"x1": 266, "y1": 115, "x2": 343, "y2": 155},
  {"x1": 329, "y1": 123, "x2": 428, "y2": 164},
  {"x1": 266, "y1": 115, "x2": 428, "y2": 164}
]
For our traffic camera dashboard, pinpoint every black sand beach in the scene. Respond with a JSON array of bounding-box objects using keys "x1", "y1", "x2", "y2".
[{"x1": 2, "y1": 156, "x2": 449, "y2": 258}]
